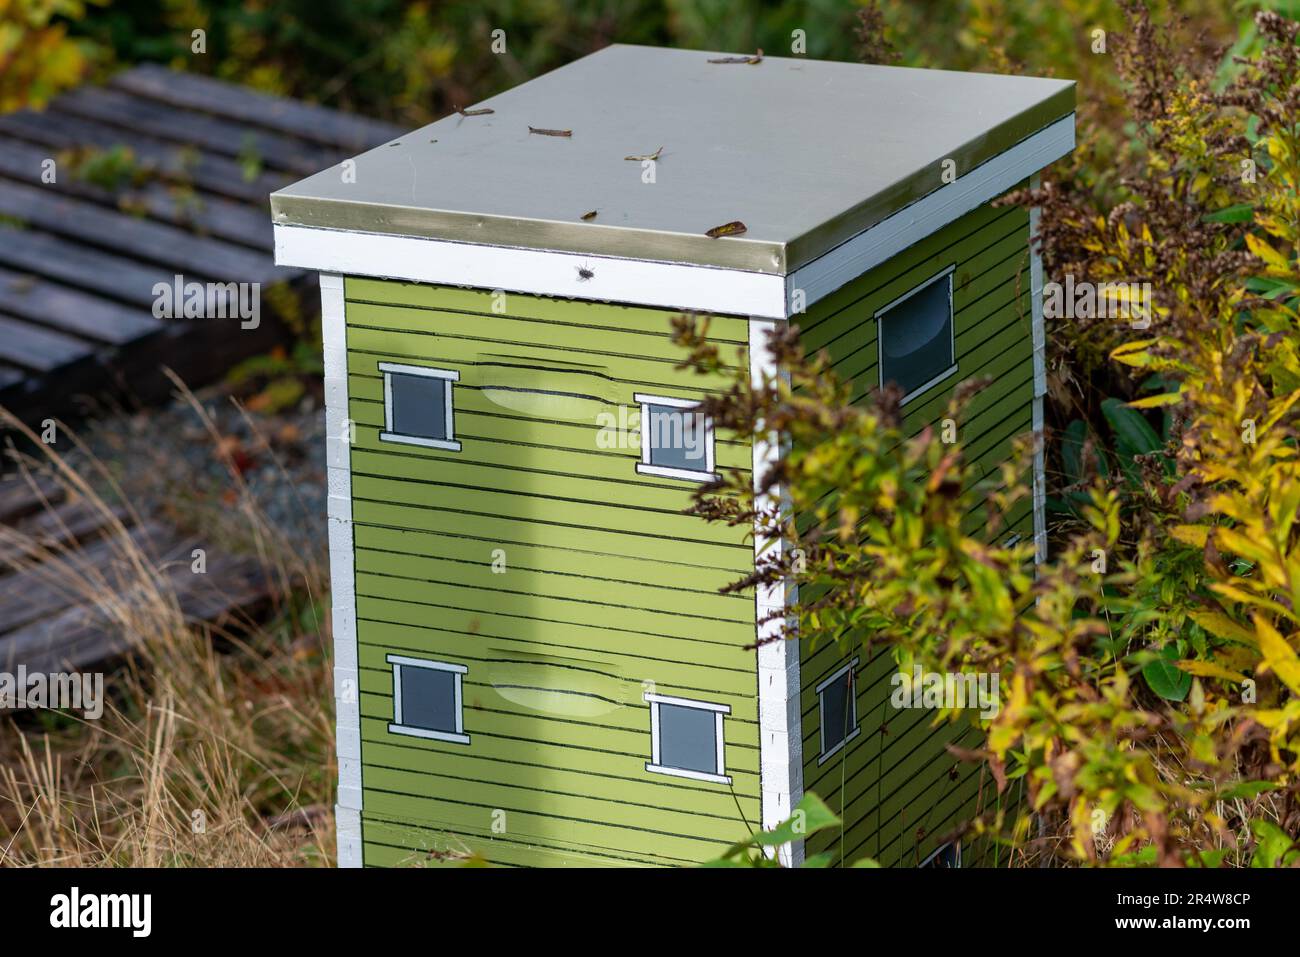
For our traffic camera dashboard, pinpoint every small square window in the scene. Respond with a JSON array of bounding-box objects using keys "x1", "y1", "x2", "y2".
[
  {"x1": 387, "y1": 655, "x2": 469, "y2": 744},
  {"x1": 379, "y1": 362, "x2": 461, "y2": 451},
  {"x1": 877, "y1": 268, "x2": 957, "y2": 404},
  {"x1": 633, "y1": 394, "x2": 716, "y2": 482},
  {"x1": 645, "y1": 693, "x2": 730, "y2": 784},
  {"x1": 919, "y1": 841, "x2": 961, "y2": 868},
  {"x1": 817, "y1": 658, "x2": 860, "y2": 763}
]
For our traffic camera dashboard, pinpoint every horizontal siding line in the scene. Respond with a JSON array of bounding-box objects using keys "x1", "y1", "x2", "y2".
[
  {"x1": 797, "y1": 205, "x2": 1024, "y2": 340},
  {"x1": 351, "y1": 520, "x2": 749, "y2": 578},
  {"x1": 344, "y1": 294, "x2": 751, "y2": 347},
  {"x1": 867, "y1": 752, "x2": 985, "y2": 866},
  {"x1": 361, "y1": 680, "x2": 761, "y2": 735},
  {"x1": 364, "y1": 758, "x2": 757, "y2": 826},
  {"x1": 355, "y1": 542, "x2": 750, "y2": 602},
  {"x1": 351, "y1": 495, "x2": 754, "y2": 556},
  {"x1": 360, "y1": 784, "x2": 748, "y2": 851},
  {"x1": 348, "y1": 446, "x2": 752, "y2": 494},
  {"x1": 355, "y1": 589, "x2": 754, "y2": 648},
  {"x1": 801, "y1": 641, "x2": 893, "y2": 707},
  {"x1": 816, "y1": 216, "x2": 1030, "y2": 361},
  {"x1": 805, "y1": 704, "x2": 937, "y2": 796},
  {"x1": 840, "y1": 727, "x2": 984, "y2": 866},
  {"x1": 347, "y1": 348, "x2": 737, "y2": 399},
  {"x1": 354, "y1": 564, "x2": 752, "y2": 626},
  {"x1": 347, "y1": 317, "x2": 747, "y2": 373},
  {"x1": 356, "y1": 620, "x2": 754, "y2": 676},
  {"x1": 347, "y1": 389, "x2": 751, "y2": 451},
  {"x1": 365, "y1": 733, "x2": 757, "y2": 797},
  {"x1": 362, "y1": 812, "x2": 699, "y2": 866}
]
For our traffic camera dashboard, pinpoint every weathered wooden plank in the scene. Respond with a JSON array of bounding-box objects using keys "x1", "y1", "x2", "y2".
[
  {"x1": 0, "y1": 266, "x2": 161, "y2": 345},
  {"x1": 0, "y1": 109, "x2": 291, "y2": 204},
  {"x1": 0, "y1": 312, "x2": 95, "y2": 372},
  {"x1": 0, "y1": 497, "x2": 129, "y2": 566},
  {"x1": 111, "y1": 64, "x2": 403, "y2": 152},
  {"x1": 0, "y1": 473, "x2": 64, "y2": 523},
  {"x1": 0, "y1": 225, "x2": 177, "y2": 306},
  {"x1": 0, "y1": 138, "x2": 273, "y2": 249},
  {"x1": 0, "y1": 180, "x2": 290, "y2": 283},
  {"x1": 52, "y1": 85, "x2": 345, "y2": 176}
]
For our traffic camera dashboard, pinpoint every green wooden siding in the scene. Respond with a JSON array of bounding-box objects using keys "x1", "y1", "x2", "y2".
[
  {"x1": 794, "y1": 197, "x2": 1035, "y2": 867},
  {"x1": 342, "y1": 278, "x2": 759, "y2": 867}
]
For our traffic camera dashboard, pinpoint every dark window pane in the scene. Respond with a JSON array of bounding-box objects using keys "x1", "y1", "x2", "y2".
[
  {"x1": 646, "y1": 404, "x2": 708, "y2": 471},
  {"x1": 658, "y1": 703, "x2": 718, "y2": 773},
  {"x1": 921, "y1": 842, "x2": 961, "y2": 868},
  {"x1": 391, "y1": 373, "x2": 448, "y2": 440},
  {"x1": 399, "y1": 666, "x2": 457, "y2": 733},
  {"x1": 821, "y1": 669, "x2": 853, "y2": 752},
  {"x1": 879, "y1": 276, "x2": 953, "y2": 396}
]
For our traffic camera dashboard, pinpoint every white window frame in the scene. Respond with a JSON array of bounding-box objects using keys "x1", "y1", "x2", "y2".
[
  {"x1": 632, "y1": 393, "x2": 717, "y2": 482},
  {"x1": 644, "y1": 692, "x2": 731, "y2": 784},
  {"x1": 875, "y1": 265, "x2": 958, "y2": 406},
  {"x1": 816, "y1": 658, "x2": 861, "y2": 764},
  {"x1": 379, "y1": 362, "x2": 462, "y2": 451},
  {"x1": 387, "y1": 654, "x2": 470, "y2": 744},
  {"x1": 919, "y1": 840, "x2": 962, "y2": 868}
]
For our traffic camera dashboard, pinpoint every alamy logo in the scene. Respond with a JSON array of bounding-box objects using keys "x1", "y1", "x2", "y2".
[
  {"x1": 0, "y1": 667, "x2": 103, "y2": 719},
  {"x1": 890, "y1": 666, "x2": 1000, "y2": 719},
  {"x1": 595, "y1": 404, "x2": 708, "y2": 461},
  {"x1": 152, "y1": 274, "x2": 261, "y2": 329},
  {"x1": 50, "y1": 887, "x2": 151, "y2": 937},
  {"x1": 1042, "y1": 274, "x2": 1152, "y2": 329}
]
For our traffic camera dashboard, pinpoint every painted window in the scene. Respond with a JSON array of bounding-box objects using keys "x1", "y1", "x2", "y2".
[
  {"x1": 379, "y1": 362, "x2": 461, "y2": 451},
  {"x1": 919, "y1": 841, "x2": 962, "y2": 868},
  {"x1": 876, "y1": 266, "x2": 957, "y2": 404},
  {"x1": 817, "y1": 658, "x2": 860, "y2": 763},
  {"x1": 644, "y1": 693, "x2": 731, "y2": 784},
  {"x1": 386, "y1": 655, "x2": 469, "y2": 744},
  {"x1": 633, "y1": 393, "x2": 716, "y2": 482}
]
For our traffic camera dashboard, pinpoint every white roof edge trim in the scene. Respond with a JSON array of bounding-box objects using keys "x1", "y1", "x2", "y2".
[
  {"x1": 273, "y1": 113, "x2": 1072, "y2": 322},
  {"x1": 788, "y1": 113, "x2": 1075, "y2": 314},
  {"x1": 273, "y1": 224, "x2": 788, "y2": 319}
]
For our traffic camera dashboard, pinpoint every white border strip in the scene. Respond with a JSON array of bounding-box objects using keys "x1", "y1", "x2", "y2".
[
  {"x1": 274, "y1": 116, "x2": 1072, "y2": 323},
  {"x1": 788, "y1": 114, "x2": 1075, "y2": 314},
  {"x1": 321, "y1": 272, "x2": 363, "y2": 868},
  {"x1": 275, "y1": 224, "x2": 788, "y2": 319},
  {"x1": 750, "y1": 318, "x2": 804, "y2": 867},
  {"x1": 1029, "y1": 173, "x2": 1048, "y2": 566}
]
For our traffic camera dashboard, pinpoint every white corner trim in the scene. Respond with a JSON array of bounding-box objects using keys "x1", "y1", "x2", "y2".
[
  {"x1": 1029, "y1": 173, "x2": 1048, "y2": 566},
  {"x1": 787, "y1": 113, "x2": 1076, "y2": 314},
  {"x1": 749, "y1": 317, "x2": 804, "y2": 867},
  {"x1": 322, "y1": 271, "x2": 363, "y2": 868},
  {"x1": 275, "y1": 224, "x2": 788, "y2": 319}
]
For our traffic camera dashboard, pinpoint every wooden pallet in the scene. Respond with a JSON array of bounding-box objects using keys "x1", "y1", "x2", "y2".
[
  {"x1": 0, "y1": 64, "x2": 401, "y2": 422},
  {"x1": 0, "y1": 470, "x2": 271, "y2": 677}
]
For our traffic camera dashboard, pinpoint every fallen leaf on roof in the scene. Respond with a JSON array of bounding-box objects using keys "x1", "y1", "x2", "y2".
[
  {"x1": 624, "y1": 146, "x2": 663, "y2": 162},
  {"x1": 529, "y1": 126, "x2": 573, "y2": 137},
  {"x1": 705, "y1": 220, "x2": 748, "y2": 238},
  {"x1": 455, "y1": 105, "x2": 495, "y2": 117},
  {"x1": 581, "y1": 210, "x2": 598, "y2": 221},
  {"x1": 708, "y1": 49, "x2": 763, "y2": 65}
]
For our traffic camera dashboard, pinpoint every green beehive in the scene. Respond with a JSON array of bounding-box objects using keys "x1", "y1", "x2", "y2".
[{"x1": 270, "y1": 44, "x2": 1074, "y2": 867}]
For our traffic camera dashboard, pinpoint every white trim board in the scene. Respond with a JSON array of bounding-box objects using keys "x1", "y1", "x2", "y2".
[
  {"x1": 321, "y1": 272, "x2": 364, "y2": 869},
  {"x1": 274, "y1": 114, "x2": 1073, "y2": 322},
  {"x1": 1029, "y1": 173, "x2": 1048, "y2": 566},
  {"x1": 787, "y1": 114, "x2": 1075, "y2": 314}
]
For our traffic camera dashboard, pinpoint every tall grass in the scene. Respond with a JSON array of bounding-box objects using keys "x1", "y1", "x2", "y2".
[{"x1": 0, "y1": 381, "x2": 335, "y2": 867}]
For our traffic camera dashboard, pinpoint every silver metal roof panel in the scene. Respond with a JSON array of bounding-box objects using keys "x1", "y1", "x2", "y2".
[{"x1": 270, "y1": 44, "x2": 1074, "y2": 274}]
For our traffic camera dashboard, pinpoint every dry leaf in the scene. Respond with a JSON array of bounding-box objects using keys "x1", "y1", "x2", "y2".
[
  {"x1": 706, "y1": 220, "x2": 748, "y2": 238},
  {"x1": 708, "y1": 48, "x2": 763, "y2": 65},
  {"x1": 529, "y1": 126, "x2": 572, "y2": 137},
  {"x1": 455, "y1": 105, "x2": 494, "y2": 117},
  {"x1": 581, "y1": 210, "x2": 598, "y2": 221},
  {"x1": 624, "y1": 146, "x2": 663, "y2": 162}
]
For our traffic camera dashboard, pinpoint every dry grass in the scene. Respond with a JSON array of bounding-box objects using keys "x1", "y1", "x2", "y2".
[{"x1": 0, "y1": 379, "x2": 335, "y2": 867}]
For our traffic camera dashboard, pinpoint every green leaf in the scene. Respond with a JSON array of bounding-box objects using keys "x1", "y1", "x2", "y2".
[
  {"x1": 1102, "y1": 397, "x2": 1162, "y2": 457},
  {"x1": 1201, "y1": 203, "x2": 1254, "y2": 224},
  {"x1": 1221, "y1": 780, "x2": 1281, "y2": 801},
  {"x1": 754, "y1": 792, "x2": 841, "y2": 846},
  {"x1": 1142, "y1": 644, "x2": 1192, "y2": 702},
  {"x1": 1250, "y1": 819, "x2": 1300, "y2": 868},
  {"x1": 1061, "y1": 419, "x2": 1088, "y2": 486},
  {"x1": 850, "y1": 856, "x2": 882, "y2": 867}
]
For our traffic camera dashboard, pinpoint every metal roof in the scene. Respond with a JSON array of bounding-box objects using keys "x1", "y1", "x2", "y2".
[{"x1": 270, "y1": 44, "x2": 1074, "y2": 275}]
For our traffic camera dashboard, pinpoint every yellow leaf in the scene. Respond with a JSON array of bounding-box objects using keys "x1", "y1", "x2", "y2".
[
  {"x1": 1128, "y1": 392, "x2": 1183, "y2": 409},
  {"x1": 1254, "y1": 615, "x2": 1300, "y2": 696},
  {"x1": 1169, "y1": 524, "x2": 1209, "y2": 548},
  {"x1": 1175, "y1": 659, "x2": 1248, "y2": 683},
  {"x1": 1246, "y1": 233, "x2": 1291, "y2": 273}
]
